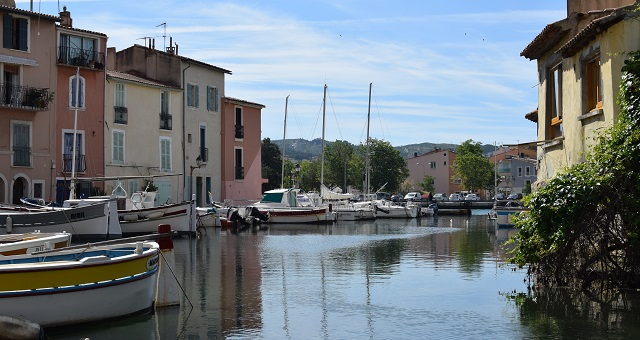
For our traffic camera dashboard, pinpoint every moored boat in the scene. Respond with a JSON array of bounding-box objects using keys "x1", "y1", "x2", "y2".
[
  {"x1": 251, "y1": 188, "x2": 332, "y2": 224},
  {"x1": 0, "y1": 240, "x2": 161, "y2": 328},
  {"x1": 490, "y1": 200, "x2": 527, "y2": 228},
  {"x1": 0, "y1": 231, "x2": 71, "y2": 256}
]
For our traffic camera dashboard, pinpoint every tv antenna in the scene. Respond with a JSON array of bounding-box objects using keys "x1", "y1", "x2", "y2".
[{"x1": 156, "y1": 22, "x2": 167, "y2": 51}]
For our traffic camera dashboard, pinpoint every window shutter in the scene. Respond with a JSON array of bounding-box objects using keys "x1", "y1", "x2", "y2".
[
  {"x1": 187, "y1": 84, "x2": 192, "y2": 106},
  {"x1": 214, "y1": 87, "x2": 218, "y2": 111},
  {"x1": 17, "y1": 18, "x2": 27, "y2": 51},
  {"x1": 79, "y1": 78, "x2": 85, "y2": 108},
  {"x1": 195, "y1": 85, "x2": 199, "y2": 107},
  {"x1": 3, "y1": 14, "x2": 12, "y2": 48},
  {"x1": 206, "y1": 86, "x2": 211, "y2": 110}
]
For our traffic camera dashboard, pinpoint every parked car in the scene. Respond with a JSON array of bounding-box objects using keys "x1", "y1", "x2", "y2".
[
  {"x1": 448, "y1": 193, "x2": 461, "y2": 201},
  {"x1": 464, "y1": 193, "x2": 480, "y2": 201},
  {"x1": 404, "y1": 192, "x2": 421, "y2": 202},
  {"x1": 391, "y1": 194, "x2": 402, "y2": 202},
  {"x1": 493, "y1": 193, "x2": 506, "y2": 200},
  {"x1": 433, "y1": 193, "x2": 448, "y2": 201},
  {"x1": 507, "y1": 193, "x2": 523, "y2": 200}
]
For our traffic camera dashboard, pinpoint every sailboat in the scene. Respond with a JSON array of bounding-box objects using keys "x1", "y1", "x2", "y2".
[{"x1": 249, "y1": 94, "x2": 332, "y2": 224}]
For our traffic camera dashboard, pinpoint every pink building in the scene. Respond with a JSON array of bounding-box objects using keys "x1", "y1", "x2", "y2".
[
  {"x1": 221, "y1": 97, "x2": 265, "y2": 202},
  {"x1": 407, "y1": 149, "x2": 462, "y2": 196},
  {"x1": 0, "y1": 4, "x2": 59, "y2": 204},
  {"x1": 54, "y1": 7, "x2": 107, "y2": 202}
]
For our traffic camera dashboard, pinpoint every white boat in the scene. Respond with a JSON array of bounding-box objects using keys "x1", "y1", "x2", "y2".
[
  {"x1": 420, "y1": 203, "x2": 437, "y2": 216},
  {"x1": 0, "y1": 240, "x2": 160, "y2": 327},
  {"x1": 251, "y1": 188, "x2": 331, "y2": 224},
  {"x1": 0, "y1": 231, "x2": 71, "y2": 256},
  {"x1": 491, "y1": 201, "x2": 527, "y2": 228},
  {"x1": 374, "y1": 200, "x2": 420, "y2": 218},
  {"x1": 0, "y1": 200, "x2": 120, "y2": 240}
]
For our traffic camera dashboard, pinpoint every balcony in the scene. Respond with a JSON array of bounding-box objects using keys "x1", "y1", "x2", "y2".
[
  {"x1": 63, "y1": 153, "x2": 86, "y2": 173},
  {"x1": 12, "y1": 146, "x2": 30, "y2": 166},
  {"x1": 200, "y1": 147, "x2": 209, "y2": 163},
  {"x1": 234, "y1": 125, "x2": 244, "y2": 139},
  {"x1": 0, "y1": 85, "x2": 53, "y2": 111},
  {"x1": 160, "y1": 112, "x2": 172, "y2": 130},
  {"x1": 114, "y1": 106, "x2": 128, "y2": 124},
  {"x1": 58, "y1": 46, "x2": 105, "y2": 69},
  {"x1": 235, "y1": 166, "x2": 244, "y2": 180}
]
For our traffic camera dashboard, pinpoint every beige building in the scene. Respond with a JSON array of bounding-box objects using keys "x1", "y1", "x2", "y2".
[
  {"x1": 521, "y1": 0, "x2": 639, "y2": 185},
  {"x1": 103, "y1": 68, "x2": 183, "y2": 204},
  {"x1": 0, "y1": 4, "x2": 59, "y2": 204}
]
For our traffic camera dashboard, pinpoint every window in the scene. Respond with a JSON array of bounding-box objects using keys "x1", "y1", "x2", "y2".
[
  {"x1": 199, "y1": 125, "x2": 208, "y2": 162},
  {"x1": 63, "y1": 131, "x2": 85, "y2": 172},
  {"x1": 518, "y1": 167, "x2": 523, "y2": 177},
  {"x1": 187, "y1": 84, "x2": 199, "y2": 107},
  {"x1": 114, "y1": 82, "x2": 127, "y2": 124},
  {"x1": 11, "y1": 122, "x2": 30, "y2": 166},
  {"x1": 3, "y1": 14, "x2": 28, "y2": 51},
  {"x1": 585, "y1": 55, "x2": 603, "y2": 112},
  {"x1": 59, "y1": 34, "x2": 96, "y2": 67},
  {"x1": 33, "y1": 181, "x2": 44, "y2": 200},
  {"x1": 444, "y1": 161, "x2": 447, "y2": 166},
  {"x1": 525, "y1": 166, "x2": 531, "y2": 177},
  {"x1": 429, "y1": 161, "x2": 436, "y2": 169},
  {"x1": 235, "y1": 148, "x2": 244, "y2": 180},
  {"x1": 207, "y1": 86, "x2": 218, "y2": 111},
  {"x1": 112, "y1": 130, "x2": 125, "y2": 164},
  {"x1": 160, "y1": 137, "x2": 172, "y2": 172},
  {"x1": 235, "y1": 107, "x2": 244, "y2": 139},
  {"x1": 69, "y1": 75, "x2": 85, "y2": 109},
  {"x1": 547, "y1": 63, "x2": 563, "y2": 140},
  {"x1": 161, "y1": 90, "x2": 169, "y2": 114}
]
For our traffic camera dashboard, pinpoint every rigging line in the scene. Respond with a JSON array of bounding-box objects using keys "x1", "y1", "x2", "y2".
[
  {"x1": 326, "y1": 88, "x2": 344, "y2": 141},
  {"x1": 309, "y1": 97, "x2": 324, "y2": 141},
  {"x1": 372, "y1": 87, "x2": 387, "y2": 141}
]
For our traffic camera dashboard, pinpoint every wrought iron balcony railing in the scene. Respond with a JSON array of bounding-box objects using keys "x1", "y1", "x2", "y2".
[
  {"x1": 0, "y1": 85, "x2": 53, "y2": 111},
  {"x1": 200, "y1": 147, "x2": 209, "y2": 163},
  {"x1": 63, "y1": 153, "x2": 86, "y2": 173},
  {"x1": 57, "y1": 46, "x2": 105, "y2": 69},
  {"x1": 235, "y1": 166, "x2": 245, "y2": 180},
  {"x1": 160, "y1": 112, "x2": 172, "y2": 130},
  {"x1": 114, "y1": 106, "x2": 128, "y2": 124},
  {"x1": 235, "y1": 125, "x2": 244, "y2": 139}
]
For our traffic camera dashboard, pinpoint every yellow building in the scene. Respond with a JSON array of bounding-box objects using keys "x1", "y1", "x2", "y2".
[{"x1": 521, "y1": 0, "x2": 640, "y2": 186}]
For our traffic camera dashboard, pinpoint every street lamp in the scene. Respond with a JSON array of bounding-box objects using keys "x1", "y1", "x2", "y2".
[{"x1": 189, "y1": 155, "x2": 203, "y2": 232}]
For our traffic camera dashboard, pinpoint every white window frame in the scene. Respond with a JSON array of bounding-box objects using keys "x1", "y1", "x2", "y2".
[
  {"x1": 187, "y1": 83, "x2": 199, "y2": 108},
  {"x1": 69, "y1": 74, "x2": 86, "y2": 109},
  {"x1": 525, "y1": 166, "x2": 531, "y2": 177},
  {"x1": 11, "y1": 120, "x2": 32, "y2": 167},
  {"x1": 112, "y1": 129, "x2": 125, "y2": 164},
  {"x1": 115, "y1": 82, "x2": 125, "y2": 107},
  {"x1": 518, "y1": 166, "x2": 523, "y2": 177},
  {"x1": 160, "y1": 137, "x2": 172, "y2": 172},
  {"x1": 32, "y1": 180, "x2": 45, "y2": 200},
  {"x1": 207, "y1": 86, "x2": 218, "y2": 112}
]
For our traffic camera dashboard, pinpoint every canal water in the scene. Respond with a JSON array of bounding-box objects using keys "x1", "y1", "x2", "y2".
[{"x1": 48, "y1": 212, "x2": 640, "y2": 339}]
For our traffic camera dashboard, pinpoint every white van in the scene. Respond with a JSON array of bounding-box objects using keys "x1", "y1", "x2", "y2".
[{"x1": 404, "y1": 192, "x2": 421, "y2": 201}]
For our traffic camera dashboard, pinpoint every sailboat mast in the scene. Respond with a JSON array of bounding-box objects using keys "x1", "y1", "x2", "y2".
[
  {"x1": 281, "y1": 95, "x2": 289, "y2": 188},
  {"x1": 321, "y1": 84, "x2": 327, "y2": 185},
  {"x1": 365, "y1": 82, "x2": 372, "y2": 196},
  {"x1": 69, "y1": 67, "x2": 81, "y2": 200}
]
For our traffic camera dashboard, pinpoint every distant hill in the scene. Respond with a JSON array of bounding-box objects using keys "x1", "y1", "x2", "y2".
[{"x1": 272, "y1": 139, "x2": 496, "y2": 161}]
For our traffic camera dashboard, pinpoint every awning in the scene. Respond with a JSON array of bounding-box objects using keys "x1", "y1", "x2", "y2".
[{"x1": 0, "y1": 54, "x2": 38, "y2": 66}]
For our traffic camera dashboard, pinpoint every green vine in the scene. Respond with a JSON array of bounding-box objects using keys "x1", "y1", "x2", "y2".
[{"x1": 508, "y1": 50, "x2": 640, "y2": 291}]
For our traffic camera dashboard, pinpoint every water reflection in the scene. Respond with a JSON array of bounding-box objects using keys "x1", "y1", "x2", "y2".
[{"x1": 46, "y1": 214, "x2": 640, "y2": 339}]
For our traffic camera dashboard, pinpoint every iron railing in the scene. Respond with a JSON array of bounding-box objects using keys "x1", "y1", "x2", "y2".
[
  {"x1": 12, "y1": 146, "x2": 31, "y2": 166},
  {"x1": 0, "y1": 85, "x2": 52, "y2": 111},
  {"x1": 160, "y1": 113, "x2": 172, "y2": 130},
  {"x1": 57, "y1": 46, "x2": 105, "y2": 69},
  {"x1": 235, "y1": 125, "x2": 244, "y2": 139},
  {"x1": 200, "y1": 147, "x2": 209, "y2": 163},
  {"x1": 63, "y1": 153, "x2": 86, "y2": 173},
  {"x1": 114, "y1": 106, "x2": 128, "y2": 124},
  {"x1": 235, "y1": 166, "x2": 244, "y2": 180}
]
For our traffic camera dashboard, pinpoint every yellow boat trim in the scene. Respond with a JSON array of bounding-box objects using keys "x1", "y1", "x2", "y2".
[{"x1": 0, "y1": 251, "x2": 159, "y2": 291}]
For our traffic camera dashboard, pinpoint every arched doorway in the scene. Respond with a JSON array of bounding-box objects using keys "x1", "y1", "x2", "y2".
[
  {"x1": 0, "y1": 177, "x2": 5, "y2": 204},
  {"x1": 12, "y1": 177, "x2": 27, "y2": 205}
]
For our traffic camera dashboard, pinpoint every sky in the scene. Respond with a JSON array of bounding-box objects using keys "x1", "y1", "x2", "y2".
[{"x1": 20, "y1": 1, "x2": 566, "y2": 147}]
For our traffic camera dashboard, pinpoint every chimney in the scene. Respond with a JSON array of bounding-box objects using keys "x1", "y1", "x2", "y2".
[
  {"x1": 60, "y1": 6, "x2": 72, "y2": 28},
  {"x1": 106, "y1": 47, "x2": 116, "y2": 70}
]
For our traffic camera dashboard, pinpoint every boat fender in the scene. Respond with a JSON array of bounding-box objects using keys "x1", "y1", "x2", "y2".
[
  {"x1": 6, "y1": 216, "x2": 12, "y2": 234},
  {"x1": 157, "y1": 224, "x2": 173, "y2": 250}
]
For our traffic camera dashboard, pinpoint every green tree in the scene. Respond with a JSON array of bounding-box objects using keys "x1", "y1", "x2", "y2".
[
  {"x1": 418, "y1": 175, "x2": 435, "y2": 193},
  {"x1": 299, "y1": 159, "x2": 321, "y2": 192},
  {"x1": 261, "y1": 138, "x2": 282, "y2": 191},
  {"x1": 356, "y1": 138, "x2": 408, "y2": 193},
  {"x1": 453, "y1": 139, "x2": 493, "y2": 192},
  {"x1": 323, "y1": 140, "x2": 354, "y2": 190}
]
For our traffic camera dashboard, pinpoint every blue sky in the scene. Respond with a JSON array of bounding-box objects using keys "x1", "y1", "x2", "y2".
[{"x1": 21, "y1": 1, "x2": 566, "y2": 147}]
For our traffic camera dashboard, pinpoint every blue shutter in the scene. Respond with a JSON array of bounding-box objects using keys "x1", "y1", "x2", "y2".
[
  {"x1": 187, "y1": 84, "x2": 192, "y2": 107},
  {"x1": 214, "y1": 87, "x2": 219, "y2": 111},
  {"x1": 3, "y1": 15, "x2": 12, "y2": 48},
  {"x1": 71, "y1": 78, "x2": 77, "y2": 107},
  {"x1": 195, "y1": 85, "x2": 199, "y2": 107},
  {"x1": 79, "y1": 78, "x2": 84, "y2": 108},
  {"x1": 206, "y1": 86, "x2": 211, "y2": 111},
  {"x1": 17, "y1": 18, "x2": 27, "y2": 51}
]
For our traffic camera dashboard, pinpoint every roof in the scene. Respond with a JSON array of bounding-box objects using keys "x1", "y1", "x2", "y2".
[
  {"x1": 525, "y1": 109, "x2": 538, "y2": 123},
  {"x1": 120, "y1": 44, "x2": 232, "y2": 75},
  {"x1": 106, "y1": 69, "x2": 182, "y2": 90},
  {"x1": 224, "y1": 96, "x2": 265, "y2": 109},
  {"x1": 558, "y1": 8, "x2": 630, "y2": 57},
  {"x1": 57, "y1": 25, "x2": 107, "y2": 38},
  {"x1": 0, "y1": 5, "x2": 61, "y2": 22}
]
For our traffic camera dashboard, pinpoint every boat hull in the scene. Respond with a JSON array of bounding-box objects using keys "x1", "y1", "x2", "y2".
[
  {"x1": 119, "y1": 202, "x2": 192, "y2": 235},
  {"x1": 259, "y1": 207, "x2": 330, "y2": 224},
  {"x1": 0, "y1": 202, "x2": 112, "y2": 240},
  {"x1": 0, "y1": 232, "x2": 71, "y2": 256}
]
